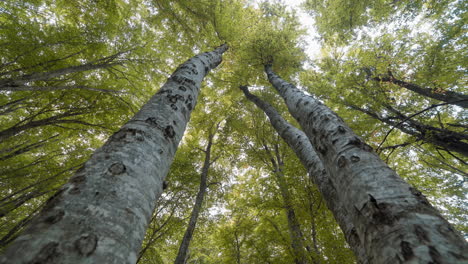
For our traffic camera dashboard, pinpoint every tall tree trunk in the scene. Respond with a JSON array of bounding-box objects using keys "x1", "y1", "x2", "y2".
[
  {"x1": 308, "y1": 205, "x2": 321, "y2": 261},
  {"x1": 234, "y1": 228, "x2": 241, "y2": 264},
  {"x1": 264, "y1": 65, "x2": 468, "y2": 263},
  {"x1": 373, "y1": 75, "x2": 468, "y2": 108},
  {"x1": 0, "y1": 44, "x2": 228, "y2": 264},
  {"x1": 174, "y1": 132, "x2": 215, "y2": 264},
  {"x1": 240, "y1": 86, "x2": 365, "y2": 263}
]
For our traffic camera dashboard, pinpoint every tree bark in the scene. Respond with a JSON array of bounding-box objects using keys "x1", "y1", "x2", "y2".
[
  {"x1": 0, "y1": 44, "x2": 228, "y2": 264},
  {"x1": 264, "y1": 64, "x2": 468, "y2": 263},
  {"x1": 240, "y1": 86, "x2": 365, "y2": 263},
  {"x1": 373, "y1": 76, "x2": 468, "y2": 108},
  {"x1": 174, "y1": 132, "x2": 214, "y2": 264}
]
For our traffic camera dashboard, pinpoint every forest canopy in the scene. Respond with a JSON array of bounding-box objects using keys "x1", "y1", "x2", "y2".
[{"x1": 0, "y1": 0, "x2": 466, "y2": 263}]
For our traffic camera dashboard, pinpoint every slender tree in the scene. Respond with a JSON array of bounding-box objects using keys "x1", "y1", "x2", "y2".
[
  {"x1": 264, "y1": 64, "x2": 468, "y2": 263},
  {"x1": 261, "y1": 141, "x2": 311, "y2": 264},
  {"x1": 174, "y1": 127, "x2": 217, "y2": 264},
  {"x1": 0, "y1": 44, "x2": 228, "y2": 264}
]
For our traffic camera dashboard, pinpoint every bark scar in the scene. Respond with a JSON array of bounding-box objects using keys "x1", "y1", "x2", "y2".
[
  {"x1": 109, "y1": 163, "x2": 126, "y2": 175},
  {"x1": 337, "y1": 155, "x2": 346, "y2": 167},
  {"x1": 75, "y1": 233, "x2": 98, "y2": 256},
  {"x1": 164, "y1": 125, "x2": 175, "y2": 139},
  {"x1": 400, "y1": 241, "x2": 414, "y2": 260}
]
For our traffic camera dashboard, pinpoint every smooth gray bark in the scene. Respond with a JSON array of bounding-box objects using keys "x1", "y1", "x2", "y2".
[
  {"x1": 240, "y1": 86, "x2": 365, "y2": 263},
  {"x1": 174, "y1": 132, "x2": 214, "y2": 264},
  {"x1": 265, "y1": 65, "x2": 468, "y2": 263},
  {"x1": 0, "y1": 44, "x2": 228, "y2": 264}
]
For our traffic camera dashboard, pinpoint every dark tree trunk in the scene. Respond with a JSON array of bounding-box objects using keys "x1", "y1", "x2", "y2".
[
  {"x1": 275, "y1": 168, "x2": 311, "y2": 264},
  {"x1": 347, "y1": 104, "x2": 468, "y2": 157},
  {"x1": 373, "y1": 75, "x2": 468, "y2": 108},
  {"x1": 262, "y1": 141, "x2": 310, "y2": 264},
  {"x1": 174, "y1": 132, "x2": 215, "y2": 264}
]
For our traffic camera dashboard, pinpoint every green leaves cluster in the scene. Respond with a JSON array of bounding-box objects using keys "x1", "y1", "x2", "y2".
[{"x1": 1, "y1": 0, "x2": 466, "y2": 262}]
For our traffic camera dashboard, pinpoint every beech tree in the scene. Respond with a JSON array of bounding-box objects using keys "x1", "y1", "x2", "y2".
[
  {"x1": 1, "y1": 0, "x2": 466, "y2": 263},
  {"x1": 174, "y1": 125, "x2": 218, "y2": 264},
  {"x1": 240, "y1": 85, "x2": 367, "y2": 262},
  {"x1": 265, "y1": 64, "x2": 468, "y2": 262},
  {"x1": 0, "y1": 44, "x2": 228, "y2": 263},
  {"x1": 300, "y1": 0, "x2": 467, "y2": 236}
]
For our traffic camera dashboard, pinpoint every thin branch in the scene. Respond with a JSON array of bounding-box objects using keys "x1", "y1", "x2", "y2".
[{"x1": 376, "y1": 102, "x2": 456, "y2": 152}]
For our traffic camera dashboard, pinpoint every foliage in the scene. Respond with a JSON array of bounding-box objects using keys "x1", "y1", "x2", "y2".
[{"x1": 0, "y1": 0, "x2": 466, "y2": 263}]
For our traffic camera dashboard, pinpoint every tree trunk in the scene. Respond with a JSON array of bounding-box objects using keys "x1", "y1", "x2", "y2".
[
  {"x1": 262, "y1": 141, "x2": 310, "y2": 264},
  {"x1": 174, "y1": 133, "x2": 214, "y2": 264},
  {"x1": 258, "y1": 132, "x2": 313, "y2": 264},
  {"x1": 264, "y1": 65, "x2": 468, "y2": 263},
  {"x1": 0, "y1": 62, "x2": 120, "y2": 89},
  {"x1": 0, "y1": 44, "x2": 228, "y2": 264},
  {"x1": 0, "y1": 112, "x2": 86, "y2": 142},
  {"x1": 373, "y1": 76, "x2": 468, "y2": 108},
  {"x1": 234, "y1": 229, "x2": 241, "y2": 264},
  {"x1": 347, "y1": 103, "x2": 468, "y2": 157},
  {"x1": 0, "y1": 50, "x2": 129, "y2": 89},
  {"x1": 240, "y1": 85, "x2": 365, "y2": 263},
  {"x1": 275, "y1": 167, "x2": 310, "y2": 264}
]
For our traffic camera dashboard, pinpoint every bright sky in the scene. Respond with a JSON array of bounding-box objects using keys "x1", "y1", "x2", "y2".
[{"x1": 283, "y1": 0, "x2": 322, "y2": 59}]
